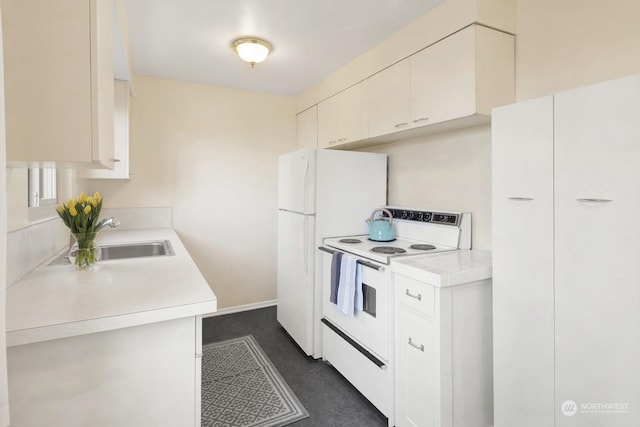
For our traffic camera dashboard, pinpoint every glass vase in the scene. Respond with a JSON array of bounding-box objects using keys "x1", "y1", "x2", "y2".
[{"x1": 68, "y1": 232, "x2": 101, "y2": 269}]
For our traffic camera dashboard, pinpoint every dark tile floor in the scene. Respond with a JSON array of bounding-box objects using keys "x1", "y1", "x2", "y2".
[{"x1": 203, "y1": 306, "x2": 388, "y2": 427}]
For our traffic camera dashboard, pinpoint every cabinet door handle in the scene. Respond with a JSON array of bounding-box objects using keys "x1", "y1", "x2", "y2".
[
  {"x1": 576, "y1": 198, "x2": 612, "y2": 203},
  {"x1": 405, "y1": 289, "x2": 422, "y2": 301},
  {"x1": 408, "y1": 338, "x2": 424, "y2": 352},
  {"x1": 507, "y1": 197, "x2": 534, "y2": 201},
  {"x1": 413, "y1": 117, "x2": 429, "y2": 123},
  {"x1": 338, "y1": 138, "x2": 347, "y2": 142},
  {"x1": 110, "y1": 158, "x2": 121, "y2": 163},
  {"x1": 328, "y1": 140, "x2": 337, "y2": 145},
  {"x1": 394, "y1": 122, "x2": 409, "y2": 128}
]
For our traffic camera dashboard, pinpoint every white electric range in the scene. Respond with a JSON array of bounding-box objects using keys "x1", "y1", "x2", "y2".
[
  {"x1": 317, "y1": 207, "x2": 471, "y2": 424},
  {"x1": 323, "y1": 207, "x2": 470, "y2": 264}
]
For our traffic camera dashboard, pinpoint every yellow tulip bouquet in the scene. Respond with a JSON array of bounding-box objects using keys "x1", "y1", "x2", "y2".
[{"x1": 56, "y1": 192, "x2": 105, "y2": 268}]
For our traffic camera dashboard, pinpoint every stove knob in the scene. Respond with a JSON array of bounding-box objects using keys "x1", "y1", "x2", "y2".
[
  {"x1": 401, "y1": 210, "x2": 408, "y2": 219},
  {"x1": 417, "y1": 212, "x2": 424, "y2": 221},
  {"x1": 407, "y1": 211, "x2": 415, "y2": 220}
]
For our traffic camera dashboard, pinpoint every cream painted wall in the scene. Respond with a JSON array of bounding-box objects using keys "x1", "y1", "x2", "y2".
[
  {"x1": 515, "y1": 0, "x2": 640, "y2": 101},
  {"x1": 360, "y1": 125, "x2": 492, "y2": 250},
  {"x1": 90, "y1": 75, "x2": 296, "y2": 309}
]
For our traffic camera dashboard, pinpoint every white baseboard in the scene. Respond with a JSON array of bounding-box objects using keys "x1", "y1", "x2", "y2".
[{"x1": 204, "y1": 299, "x2": 277, "y2": 318}]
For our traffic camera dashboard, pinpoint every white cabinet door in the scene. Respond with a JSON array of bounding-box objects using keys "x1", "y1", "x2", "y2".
[
  {"x1": 296, "y1": 105, "x2": 317, "y2": 149},
  {"x1": 317, "y1": 95, "x2": 339, "y2": 148},
  {"x1": 395, "y1": 307, "x2": 435, "y2": 427},
  {"x1": 410, "y1": 26, "x2": 476, "y2": 127},
  {"x1": 336, "y1": 83, "x2": 366, "y2": 145},
  {"x1": 3, "y1": 0, "x2": 114, "y2": 168},
  {"x1": 317, "y1": 83, "x2": 366, "y2": 148},
  {"x1": 84, "y1": 80, "x2": 130, "y2": 179},
  {"x1": 365, "y1": 59, "x2": 411, "y2": 137},
  {"x1": 411, "y1": 25, "x2": 514, "y2": 129},
  {"x1": 492, "y1": 96, "x2": 555, "y2": 427},
  {"x1": 554, "y1": 74, "x2": 640, "y2": 427}
]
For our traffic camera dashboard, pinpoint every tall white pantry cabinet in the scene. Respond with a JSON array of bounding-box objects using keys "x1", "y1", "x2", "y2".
[{"x1": 492, "y1": 73, "x2": 640, "y2": 427}]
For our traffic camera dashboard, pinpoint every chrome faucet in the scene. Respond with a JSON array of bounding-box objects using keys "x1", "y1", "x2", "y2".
[{"x1": 97, "y1": 217, "x2": 121, "y2": 232}]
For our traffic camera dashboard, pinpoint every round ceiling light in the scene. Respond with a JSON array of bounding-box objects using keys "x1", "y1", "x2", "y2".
[{"x1": 232, "y1": 37, "x2": 272, "y2": 68}]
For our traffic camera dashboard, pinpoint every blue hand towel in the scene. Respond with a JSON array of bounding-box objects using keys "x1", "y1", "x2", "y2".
[{"x1": 330, "y1": 252, "x2": 343, "y2": 304}]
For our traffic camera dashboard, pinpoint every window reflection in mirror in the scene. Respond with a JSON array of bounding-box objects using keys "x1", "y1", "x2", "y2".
[{"x1": 28, "y1": 167, "x2": 57, "y2": 208}]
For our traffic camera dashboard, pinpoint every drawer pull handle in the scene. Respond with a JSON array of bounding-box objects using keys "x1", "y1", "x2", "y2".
[
  {"x1": 408, "y1": 338, "x2": 424, "y2": 352},
  {"x1": 413, "y1": 117, "x2": 429, "y2": 123},
  {"x1": 110, "y1": 158, "x2": 121, "y2": 163},
  {"x1": 576, "y1": 198, "x2": 612, "y2": 203},
  {"x1": 405, "y1": 289, "x2": 422, "y2": 301},
  {"x1": 507, "y1": 197, "x2": 533, "y2": 201},
  {"x1": 394, "y1": 122, "x2": 409, "y2": 128},
  {"x1": 338, "y1": 138, "x2": 347, "y2": 142}
]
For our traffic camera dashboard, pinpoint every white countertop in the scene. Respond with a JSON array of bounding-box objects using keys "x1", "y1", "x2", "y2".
[
  {"x1": 6, "y1": 229, "x2": 217, "y2": 347},
  {"x1": 391, "y1": 249, "x2": 492, "y2": 287}
]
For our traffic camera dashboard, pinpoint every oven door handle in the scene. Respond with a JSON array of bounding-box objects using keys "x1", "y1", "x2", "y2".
[
  {"x1": 318, "y1": 246, "x2": 385, "y2": 272},
  {"x1": 321, "y1": 318, "x2": 387, "y2": 369}
]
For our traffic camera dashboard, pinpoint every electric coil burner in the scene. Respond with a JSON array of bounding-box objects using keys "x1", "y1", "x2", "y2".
[
  {"x1": 409, "y1": 244, "x2": 437, "y2": 251},
  {"x1": 371, "y1": 246, "x2": 406, "y2": 254},
  {"x1": 339, "y1": 238, "x2": 362, "y2": 244}
]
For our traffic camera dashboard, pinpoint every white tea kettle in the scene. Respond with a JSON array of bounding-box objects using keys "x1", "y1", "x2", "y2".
[{"x1": 366, "y1": 208, "x2": 396, "y2": 242}]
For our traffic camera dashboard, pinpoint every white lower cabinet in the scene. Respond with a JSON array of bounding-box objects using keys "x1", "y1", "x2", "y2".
[
  {"x1": 392, "y1": 264, "x2": 493, "y2": 427},
  {"x1": 7, "y1": 316, "x2": 204, "y2": 427},
  {"x1": 492, "y1": 73, "x2": 640, "y2": 427},
  {"x1": 396, "y1": 307, "x2": 436, "y2": 427}
]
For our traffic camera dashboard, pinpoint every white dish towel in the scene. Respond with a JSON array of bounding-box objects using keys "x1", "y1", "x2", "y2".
[{"x1": 337, "y1": 254, "x2": 363, "y2": 316}]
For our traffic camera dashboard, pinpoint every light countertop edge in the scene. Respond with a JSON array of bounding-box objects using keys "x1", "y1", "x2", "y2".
[
  {"x1": 390, "y1": 249, "x2": 493, "y2": 288},
  {"x1": 6, "y1": 228, "x2": 218, "y2": 347}
]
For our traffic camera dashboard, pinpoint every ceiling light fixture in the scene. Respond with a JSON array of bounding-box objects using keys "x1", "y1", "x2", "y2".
[{"x1": 232, "y1": 37, "x2": 272, "y2": 68}]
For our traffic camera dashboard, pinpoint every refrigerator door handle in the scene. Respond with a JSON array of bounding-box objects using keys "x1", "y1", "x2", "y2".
[{"x1": 303, "y1": 216, "x2": 309, "y2": 275}]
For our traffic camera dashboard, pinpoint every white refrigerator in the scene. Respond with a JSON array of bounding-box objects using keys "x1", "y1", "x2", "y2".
[{"x1": 277, "y1": 148, "x2": 387, "y2": 358}]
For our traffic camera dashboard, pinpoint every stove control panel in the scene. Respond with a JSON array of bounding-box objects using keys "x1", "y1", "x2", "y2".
[{"x1": 385, "y1": 208, "x2": 460, "y2": 226}]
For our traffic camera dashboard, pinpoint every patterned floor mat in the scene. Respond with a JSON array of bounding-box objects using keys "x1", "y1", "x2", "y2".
[{"x1": 201, "y1": 335, "x2": 309, "y2": 427}]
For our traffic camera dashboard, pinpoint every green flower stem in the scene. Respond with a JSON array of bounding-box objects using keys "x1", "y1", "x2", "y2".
[{"x1": 72, "y1": 233, "x2": 100, "y2": 269}]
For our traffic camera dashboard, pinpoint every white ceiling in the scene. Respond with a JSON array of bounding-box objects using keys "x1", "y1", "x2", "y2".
[{"x1": 123, "y1": 0, "x2": 444, "y2": 96}]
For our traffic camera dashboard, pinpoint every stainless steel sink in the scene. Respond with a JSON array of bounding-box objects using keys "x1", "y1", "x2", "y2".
[
  {"x1": 50, "y1": 240, "x2": 175, "y2": 265},
  {"x1": 100, "y1": 240, "x2": 175, "y2": 260}
]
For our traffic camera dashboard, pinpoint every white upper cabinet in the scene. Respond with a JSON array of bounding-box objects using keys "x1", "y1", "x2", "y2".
[
  {"x1": 3, "y1": 0, "x2": 115, "y2": 169},
  {"x1": 317, "y1": 83, "x2": 366, "y2": 148},
  {"x1": 365, "y1": 59, "x2": 411, "y2": 138},
  {"x1": 411, "y1": 25, "x2": 514, "y2": 129},
  {"x1": 84, "y1": 80, "x2": 130, "y2": 179},
  {"x1": 317, "y1": 24, "x2": 514, "y2": 148},
  {"x1": 296, "y1": 106, "x2": 318, "y2": 149}
]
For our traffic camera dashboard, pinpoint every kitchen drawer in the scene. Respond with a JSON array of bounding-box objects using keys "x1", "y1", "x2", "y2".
[{"x1": 394, "y1": 273, "x2": 435, "y2": 318}]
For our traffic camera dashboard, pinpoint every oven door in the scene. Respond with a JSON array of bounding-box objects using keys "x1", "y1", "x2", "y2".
[{"x1": 320, "y1": 249, "x2": 389, "y2": 361}]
